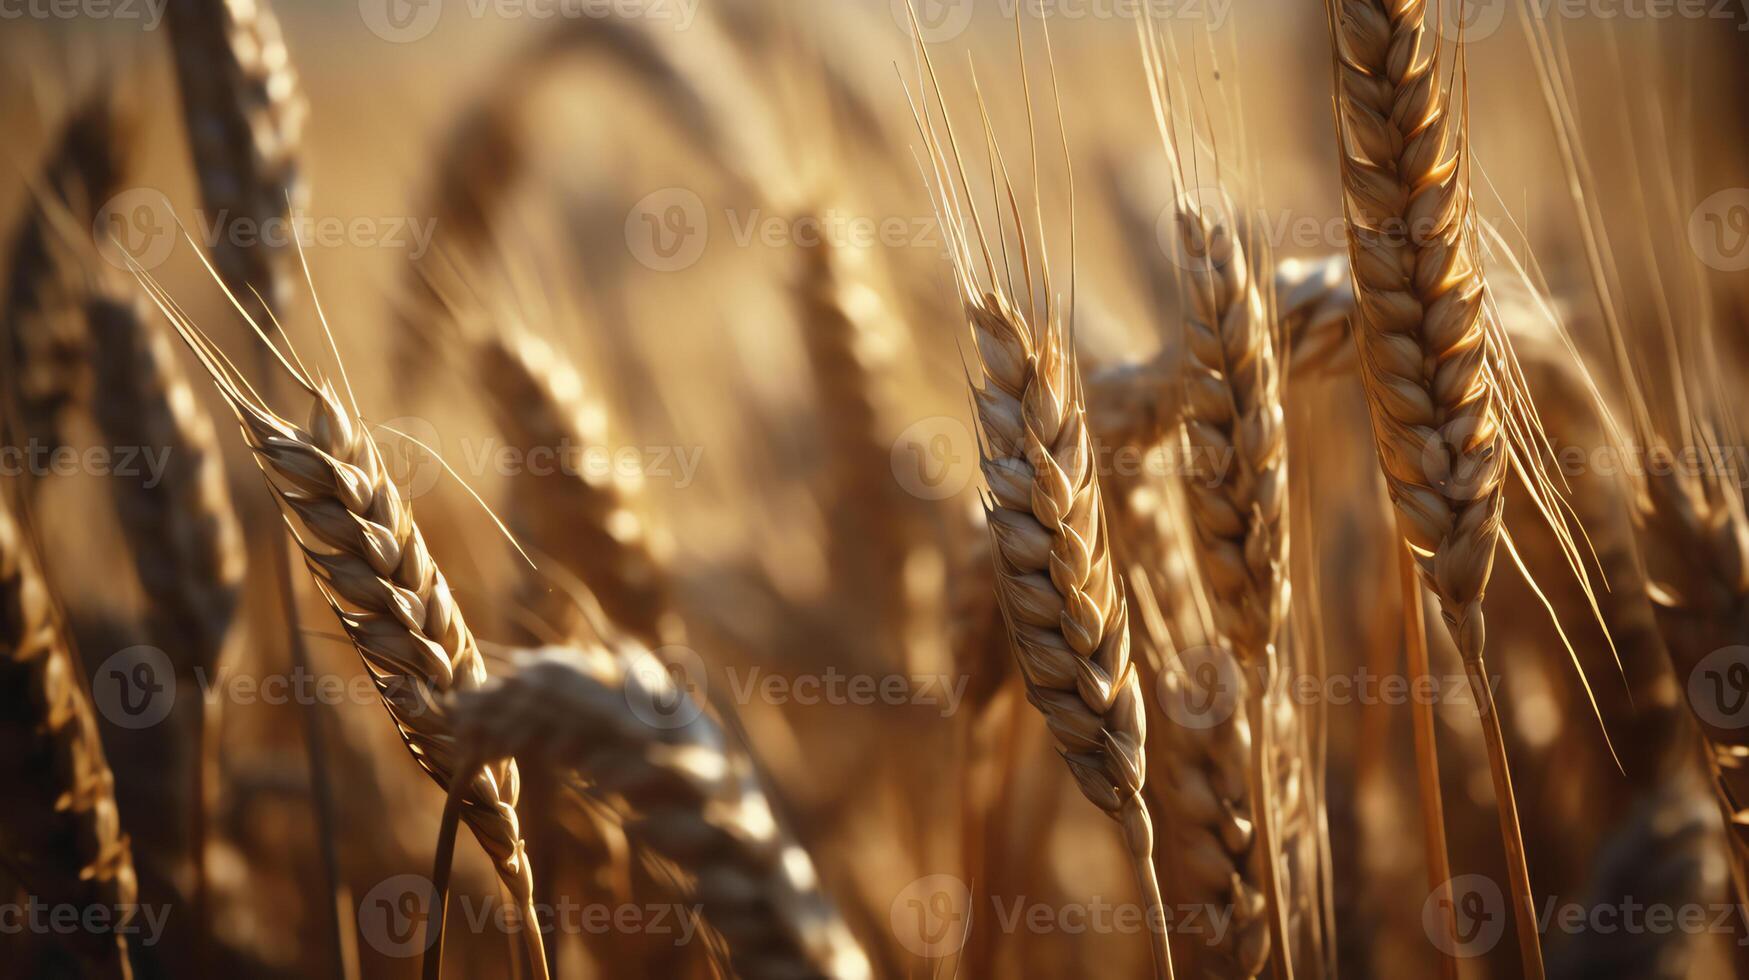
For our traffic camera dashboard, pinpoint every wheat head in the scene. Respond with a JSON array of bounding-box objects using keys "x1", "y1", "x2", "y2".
[
  {"x1": 451, "y1": 643, "x2": 874, "y2": 980},
  {"x1": 0, "y1": 495, "x2": 138, "y2": 979}
]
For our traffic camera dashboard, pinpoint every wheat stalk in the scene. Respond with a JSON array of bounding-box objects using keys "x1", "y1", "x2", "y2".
[
  {"x1": 1325, "y1": 3, "x2": 1545, "y2": 973},
  {"x1": 451, "y1": 643, "x2": 874, "y2": 980},
  {"x1": 135, "y1": 276, "x2": 549, "y2": 977},
  {"x1": 0, "y1": 494, "x2": 138, "y2": 979}
]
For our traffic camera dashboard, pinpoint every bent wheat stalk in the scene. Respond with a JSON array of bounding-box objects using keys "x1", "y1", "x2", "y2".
[
  {"x1": 451, "y1": 644, "x2": 874, "y2": 980},
  {"x1": 0, "y1": 494, "x2": 138, "y2": 980},
  {"x1": 135, "y1": 274, "x2": 549, "y2": 978},
  {"x1": 1326, "y1": 2, "x2": 1541, "y2": 973}
]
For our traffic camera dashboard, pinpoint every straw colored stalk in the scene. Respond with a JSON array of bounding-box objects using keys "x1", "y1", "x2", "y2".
[
  {"x1": 0, "y1": 494, "x2": 138, "y2": 979},
  {"x1": 451, "y1": 644, "x2": 874, "y2": 980},
  {"x1": 138, "y1": 282, "x2": 548, "y2": 976}
]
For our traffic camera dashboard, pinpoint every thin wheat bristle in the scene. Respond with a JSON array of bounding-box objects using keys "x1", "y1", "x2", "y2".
[
  {"x1": 451, "y1": 643, "x2": 875, "y2": 980},
  {"x1": 0, "y1": 495, "x2": 138, "y2": 979}
]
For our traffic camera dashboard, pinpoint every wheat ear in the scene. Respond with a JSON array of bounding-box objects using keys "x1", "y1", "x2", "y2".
[
  {"x1": 164, "y1": 0, "x2": 306, "y2": 322},
  {"x1": 135, "y1": 276, "x2": 549, "y2": 977},
  {"x1": 902, "y1": 17, "x2": 1173, "y2": 977},
  {"x1": 1326, "y1": 3, "x2": 1542, "y2": 973},
  {"x1": 3, "y1": 92, "x2": 126, "y2": 459},
  {"x1": 0, "y1": 494, "x2": 138, "y2": 979},
  {"x1": 451, "y1": 643, "x2": 874, "y2": 980},
  {"x1": 474, "y1": 325, "x2": 680, "y2": 646}
]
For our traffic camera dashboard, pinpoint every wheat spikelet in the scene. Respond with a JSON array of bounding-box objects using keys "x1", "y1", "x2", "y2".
[
  {"x1": 165, "y1": 0, "x2": 306, "y2": 322},
  {"x1": 3, "y1": 92, "x2": 127, "y2": 458},
  {"x1": 451, "y1": 643, "x2": 874, "y2": 980},
  {"x1": 0, "y1": 494, "x2": 138, "y2": 979},
  {"x1": 475, "y1": 325, "x2": 680, "y2": 646},
  {"x1": 135, "y1": 279, "x2": 548, "y2": 971}
]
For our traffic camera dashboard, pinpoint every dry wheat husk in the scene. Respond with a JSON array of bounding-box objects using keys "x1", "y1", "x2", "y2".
[{"x1": 0, "y1": 494, "x2": 138, "y2": 979}]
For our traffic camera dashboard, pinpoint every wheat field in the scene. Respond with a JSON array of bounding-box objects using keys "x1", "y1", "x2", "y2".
[{"x1": 1, "y1": 0, "x2": 1747, "y2": 977}]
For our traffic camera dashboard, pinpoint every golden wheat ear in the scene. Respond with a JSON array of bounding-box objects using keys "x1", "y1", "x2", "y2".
[
  {"x1": 128, "y1": 242, "x2": 553, "y2": 980},
  {"x1": 901, "y1": 9, "x2": 1176, "y2": 978}
]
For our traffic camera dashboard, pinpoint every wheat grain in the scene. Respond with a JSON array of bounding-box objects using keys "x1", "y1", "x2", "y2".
[
  {"x1": 451, "y1": 643, "x2": 874, "y2": 980},
  {"x1": 0, "y1": 494, "x2": 138, "y2": 979}
]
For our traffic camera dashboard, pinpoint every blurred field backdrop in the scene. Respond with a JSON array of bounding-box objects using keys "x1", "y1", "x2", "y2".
[{"x1": 2, "y1": 0, "x2": 1749, "y2": 977}]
